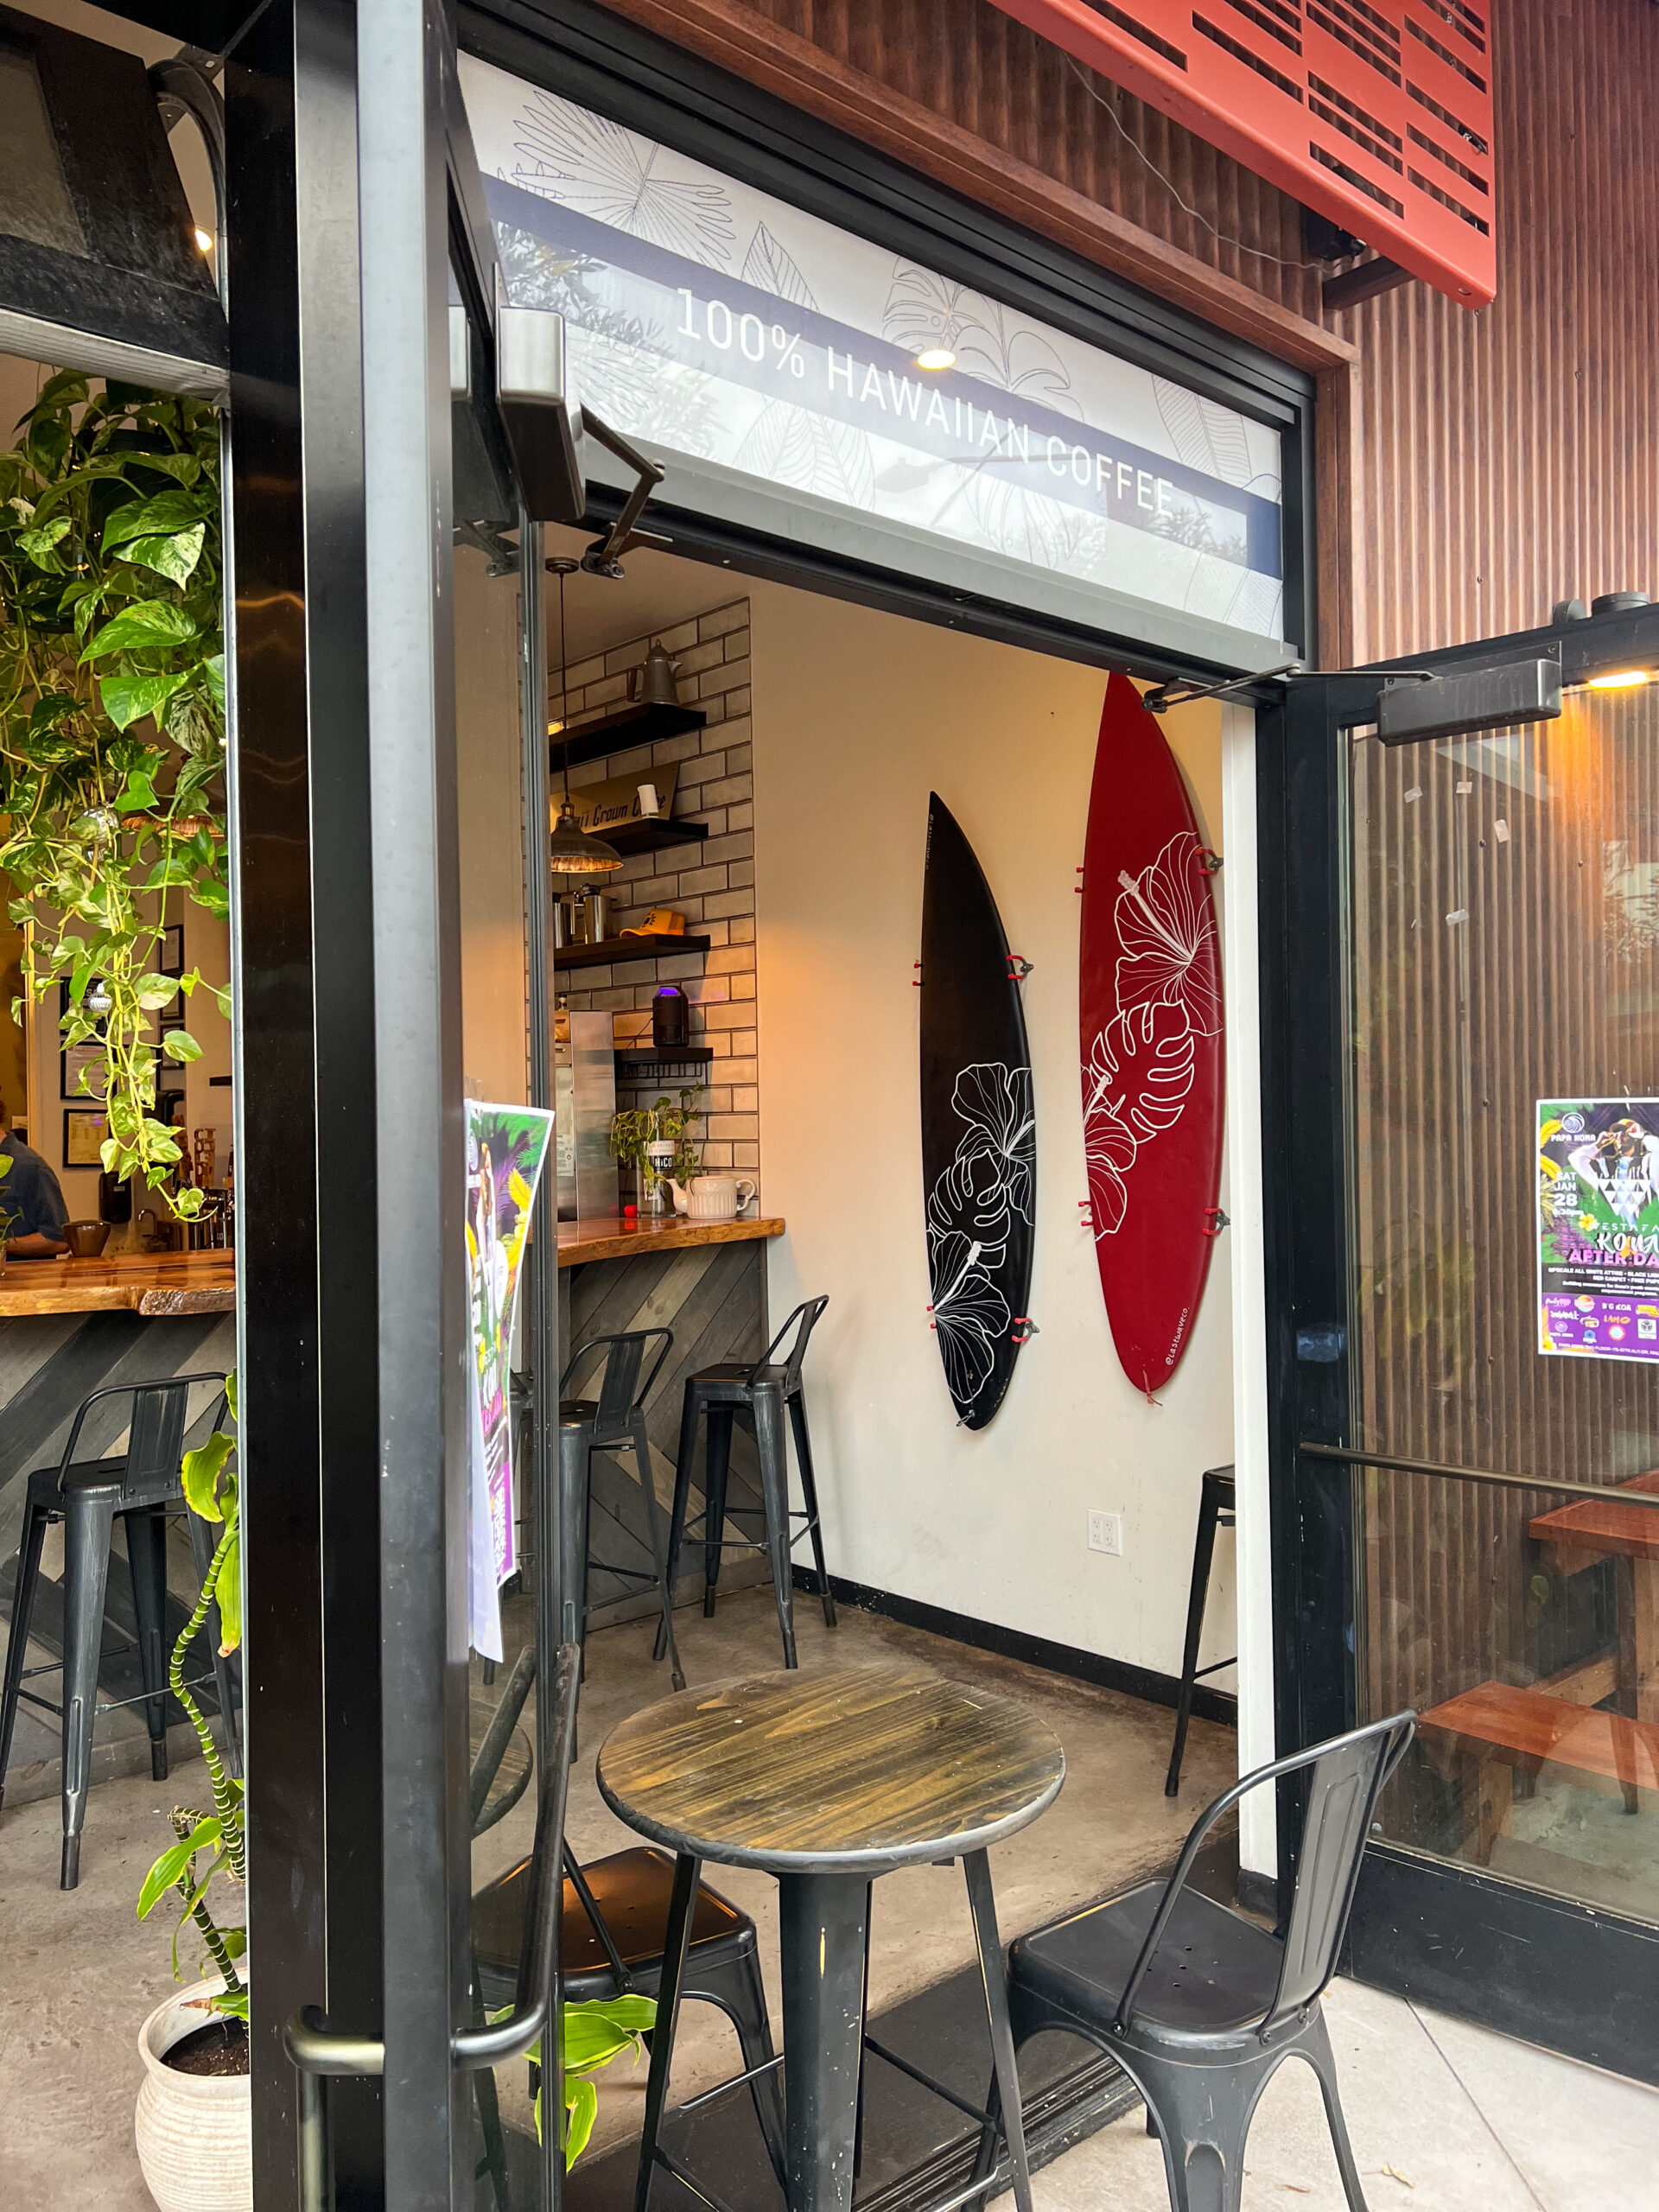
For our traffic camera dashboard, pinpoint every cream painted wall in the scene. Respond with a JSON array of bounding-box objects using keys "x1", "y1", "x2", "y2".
[
  {"x1": 751, "y1": 582, "x2": 1238, "y2": 1686},
  {"x1": 455, "y1": 544, "x2": 530, "y2": 1107}
]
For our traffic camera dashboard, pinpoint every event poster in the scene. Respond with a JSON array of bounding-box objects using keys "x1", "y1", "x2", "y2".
[
  {"x1": 1537, "y1": 1098, "x2": 1659, "y2": 1363},
  {"x1": 466, "y1": 1100, "x2": 554, "y2": 1660}
]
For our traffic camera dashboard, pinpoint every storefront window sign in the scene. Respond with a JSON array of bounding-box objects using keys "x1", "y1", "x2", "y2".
[{"x1": 461, "y1": 58, "x2": 1287, "y2": 645}]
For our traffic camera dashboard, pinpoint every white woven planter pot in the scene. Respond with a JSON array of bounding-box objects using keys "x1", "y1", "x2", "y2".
[{"x1": 135, "y1": 1980, "x2": 252, "y2": 2212}]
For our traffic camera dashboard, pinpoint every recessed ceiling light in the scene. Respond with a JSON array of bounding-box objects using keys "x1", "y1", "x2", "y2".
[
  {"x1": 914, "y1": 347, "x2": 956, "y2": 371},
  {"x1": 1586, "y1": 670, "x2": 1652, "y2": 690},
  {"x1": 194, "y1": 227, "x2": 213, "y2": 253}
]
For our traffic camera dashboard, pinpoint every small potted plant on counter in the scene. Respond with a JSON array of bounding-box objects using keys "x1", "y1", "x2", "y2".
[
  {"x1": 132, "y1": 1382, "x2": 249, "y2": 2212},
  {"x1": 609, "y1": 1085, "x2": 703, "y2": 1216}
]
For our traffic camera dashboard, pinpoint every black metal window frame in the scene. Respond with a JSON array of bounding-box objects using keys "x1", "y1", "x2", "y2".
[
  {"x1": 1257, "y1": 600, "x2": 1659, "y2": 2086},
  {"x1": 455, "y1": 0, "x2": 1318, "y2": 690}
]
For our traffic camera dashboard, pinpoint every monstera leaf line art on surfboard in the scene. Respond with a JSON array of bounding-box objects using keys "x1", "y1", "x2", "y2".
[
  {"x1": 1079, "y1": 677, "x2": 1225, "y2": 1395},
  {"x1": 920, "y1": 798, "x2": 1036, "y2": 1429}
]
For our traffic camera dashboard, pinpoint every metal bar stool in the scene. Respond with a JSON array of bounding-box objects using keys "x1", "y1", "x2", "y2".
[
  {"x1": 0, "y1": 1372, "x2": 241, "y2": 1887},
  {"x1": 657, "y1": 1296, "x2": 835, "y2": 1670},
  {"x1": 1166, "y1": 1465, "x2": 1236, "y2": 1796},
  {"x1": 561, "y1": 1329, "x2": 684, "y2": 1690}
]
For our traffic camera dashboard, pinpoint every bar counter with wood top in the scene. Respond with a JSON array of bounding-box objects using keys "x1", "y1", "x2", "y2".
[
  {"x1": 0, "y1": 1249, "x2": 235, "y2": 1317},
  {"x1": 557, "y1": 1208, "x2": 788, "y2": 1630},
  {"x1": 556, "y1": 1211, "x2": 784, "y2": 1267}
]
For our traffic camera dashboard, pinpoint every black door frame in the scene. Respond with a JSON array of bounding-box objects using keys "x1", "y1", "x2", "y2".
[
  {"x1": 114, "y1": 0, "x2": 1325, "y2": 2196},
  {"x1": 1257, "y1": 600, "x2": 1659, "y2": 2086}
]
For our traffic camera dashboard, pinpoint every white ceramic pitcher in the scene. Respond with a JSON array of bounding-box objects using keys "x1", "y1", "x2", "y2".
[{"x1": 667, "y1": 1173, "x2": 758, "y2": 1222}]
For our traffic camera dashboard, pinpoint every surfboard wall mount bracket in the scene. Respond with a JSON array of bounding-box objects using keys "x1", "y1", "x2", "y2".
[
  {"x1": 1202, "y1": 1208, "x2": 1230, "y2": 1238},
  {"x1": 1011, "y1": 1316, "x2": 1039, "y2": 1344},
  {"x1": 1007, "y1": 954, "x2": 1033, "y2": 983},
  {"x1": 1197, "y1": 848, "x2": 1224, "y2": 875}
]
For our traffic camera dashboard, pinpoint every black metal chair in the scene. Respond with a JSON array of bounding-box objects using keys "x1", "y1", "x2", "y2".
[
  {"x1": 561, "y1": 1329, "x2": 683, "y2": 1691},
  {"x1": 657, "y1": 1296, "x2": 835, "y2": 1669},
  {"x1": 474, "y1": 1845, "x2": 788, "y2": 2187},
  {"x1": 0, "y1": 1372, "x2": 240, "y2": 1889},
  {"x1": 1166, "y1": 1465, "x2": 1236, "y2": 1796},
  {"x1": 990, "y1": 1711, "x2": 1416, "y2": 2212}
]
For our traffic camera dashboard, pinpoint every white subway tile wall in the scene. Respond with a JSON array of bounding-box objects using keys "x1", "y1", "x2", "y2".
[{"x1": 552, "y1": 601, "x2": 759, "y2": 1185}]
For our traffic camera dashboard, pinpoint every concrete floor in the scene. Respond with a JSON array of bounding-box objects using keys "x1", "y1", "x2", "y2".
[
  {"x1": 1030, "y1": 1973, "x2": 1659, "y2": 2212},
  {"x1": 3, "y1": 1586, "x2": 1656, "y2": 2209}
]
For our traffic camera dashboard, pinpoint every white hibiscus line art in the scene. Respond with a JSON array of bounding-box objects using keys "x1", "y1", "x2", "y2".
[
  {"x1": 925, "y1": 1062, "x2": 1033, "y2": 1414},
  {"x1": 1083, "y1": 832, "x2": 1217, "y2": 1242},
  {"x1": 927, "y1": 1229, "x2": 1011, "y2": 1412}
]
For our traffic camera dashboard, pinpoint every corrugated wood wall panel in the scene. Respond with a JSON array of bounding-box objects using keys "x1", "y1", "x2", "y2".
[
  {"x1": 1351, "y1": 690, "x2": 1659, "y2": 1717},
  {"x1": 747, "y1": 0, "x2": 1323, "y2": 311},
  {"x1": 1337, "y1": 0, "x2": 1659, "y2": 659}
]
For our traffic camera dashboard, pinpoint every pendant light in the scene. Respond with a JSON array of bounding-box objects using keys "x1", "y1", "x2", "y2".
[{"x1": 547, "y1": 562, "x2": 622, "y2": 876}]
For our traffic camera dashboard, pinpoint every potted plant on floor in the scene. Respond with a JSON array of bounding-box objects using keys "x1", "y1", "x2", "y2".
[
  {"x1": 130, "y1": 1380, "x2": 653, "y2": 2199},
  {"x1": 132, "y1": 1382, "x2": 249, "y2": 2212}
]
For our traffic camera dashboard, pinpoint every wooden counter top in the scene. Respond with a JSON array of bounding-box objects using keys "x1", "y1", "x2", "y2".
[
  {"x1": 0, "y1": 1215, "x2": 782, "y2": 1310},
  {"x1": 557, "y1": 1213, "x2": 784, "y2": 1268},
  {"x1": 0, "y1": 1249, "x2": 235, "y2": 1317}
]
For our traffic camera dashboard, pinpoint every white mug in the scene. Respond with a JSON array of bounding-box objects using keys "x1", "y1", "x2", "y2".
[{"x1": 676, "y1": 1173, "x2": 758, "y2": 1222}]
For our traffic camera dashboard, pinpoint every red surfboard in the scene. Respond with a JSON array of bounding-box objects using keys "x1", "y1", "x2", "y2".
[{"x1": 1079, "y1": 671, "x2": 1224, "y2": 1395}]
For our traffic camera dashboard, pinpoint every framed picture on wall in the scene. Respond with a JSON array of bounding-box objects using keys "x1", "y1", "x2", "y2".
[
  {"x1": 152, "y1": 925, "x2": 186, "y2": 1022},
  {"x1": 61, "y1": 1042, "x2": 105, "y2": 1103},
  {"x1": 63, "y1": 1108, "x2": 109, "y2": 1167}
]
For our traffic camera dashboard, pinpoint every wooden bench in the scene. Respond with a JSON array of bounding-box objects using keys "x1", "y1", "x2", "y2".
[{"x1": 1420, "y1": 1679, "x2": 1659, "y2": 1862}]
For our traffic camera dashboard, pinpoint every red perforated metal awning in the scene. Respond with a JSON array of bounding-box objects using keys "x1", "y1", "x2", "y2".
[{"x1": 987, "y1": 0, "x2": 1496, "y2": 307}]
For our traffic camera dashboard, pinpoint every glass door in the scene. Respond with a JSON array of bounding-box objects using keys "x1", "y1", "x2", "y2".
[
  {"x1": 1260, "y1": 617, "x2": 1659, "y2": 2086},
  {"x1": 1350, "y1": 680, "x2": 1659, "y2": 1933}
]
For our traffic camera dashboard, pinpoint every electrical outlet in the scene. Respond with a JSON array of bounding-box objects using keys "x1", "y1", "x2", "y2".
[{"x1": 1087, "y1": 1510, "x2": 1122, "y2": 1557}]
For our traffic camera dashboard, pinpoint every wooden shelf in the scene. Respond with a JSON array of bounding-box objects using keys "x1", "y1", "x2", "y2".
[
  {"x1": 614, "y1": 1046, "x2": 715, "y2": 1084},
  {"x1": 603, "y1": 819, "x2": 708, "y2": 860},
  {"x1": 551, "y1": 699, "x2": 706, "y2": 771},
  {"x1": 554, "y1": 932, "x2": 711, "y2": 975}
]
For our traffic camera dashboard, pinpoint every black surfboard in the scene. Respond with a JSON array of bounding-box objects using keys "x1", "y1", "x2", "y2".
[{"x1": 920, "y1": 793, "x2": 1036, "y2": 1430}]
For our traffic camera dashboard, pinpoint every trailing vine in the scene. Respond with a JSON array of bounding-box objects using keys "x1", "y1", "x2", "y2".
[
  {"x1": 0, "y1": 373, "x2": 227, "y2": 1211},
  {"x1": 137, "y1": 1378, "x2": 245, "y2": 2015}
]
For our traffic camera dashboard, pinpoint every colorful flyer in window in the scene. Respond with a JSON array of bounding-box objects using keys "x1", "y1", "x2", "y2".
[
  {"x1": 466, "y1": 1099, "x2": 554, "y2": 1660},
  {"x1": 1537, "y1": 1098, "x2": 1659, "y2": 1363}
]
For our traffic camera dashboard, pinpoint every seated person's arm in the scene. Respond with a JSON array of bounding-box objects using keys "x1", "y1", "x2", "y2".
[{"x1": 5, "y1": 1229, "x2": 68, "y2": 1257}]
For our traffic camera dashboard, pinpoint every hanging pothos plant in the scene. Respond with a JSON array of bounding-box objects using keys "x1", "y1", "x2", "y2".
[{"x1": 0, "y1": 372, "x2": 227, "y2": 1213}]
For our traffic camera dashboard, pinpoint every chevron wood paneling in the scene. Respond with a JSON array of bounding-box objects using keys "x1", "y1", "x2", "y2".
[{"x1": 562, "y1": 1237, "x2": 773, "y2": 1623}]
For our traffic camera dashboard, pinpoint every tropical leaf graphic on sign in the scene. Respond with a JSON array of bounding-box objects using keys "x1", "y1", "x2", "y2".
[
  {"x1": 733, "y1": 401, "x2": 875, "y2": 508},
  {"x1": 957, "y1": 470, "x2": 1103, "y2": 573},
  {"x1": 493, "y1": 224, "x2": 721, "y2": 458},
  {"x1": 510, "y1": 92, "x2": 735, "y2": 266},
  {"x1": 1154, "y1": 377, "x2": 1255, "y2": 489},
  {"x1": 881, "y1": 264, "x2": 1081, "y2": 416},
  {"x1": 730, "y1": 216, "x2": 875, "y2": 505},
  {"x1": 741, "y1": 222, "x2": 817, "y2": 308}
]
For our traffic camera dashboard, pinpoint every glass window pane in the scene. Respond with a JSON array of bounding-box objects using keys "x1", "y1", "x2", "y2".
[
  {"x1": 1351, "y1": 682, "x2": 1659, "y2": 1927},
  {"x1": 0, "y1": 47, "x2": 86, "y2": 257}
]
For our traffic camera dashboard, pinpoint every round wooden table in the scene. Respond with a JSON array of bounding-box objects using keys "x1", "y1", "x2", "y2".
[
  {"x1": 467, "y1": 1707, "x2": 531, "y2": 1835},
  {"x1": 599, "y1": 1664, "x2": 1065, "y2": 2212}
]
